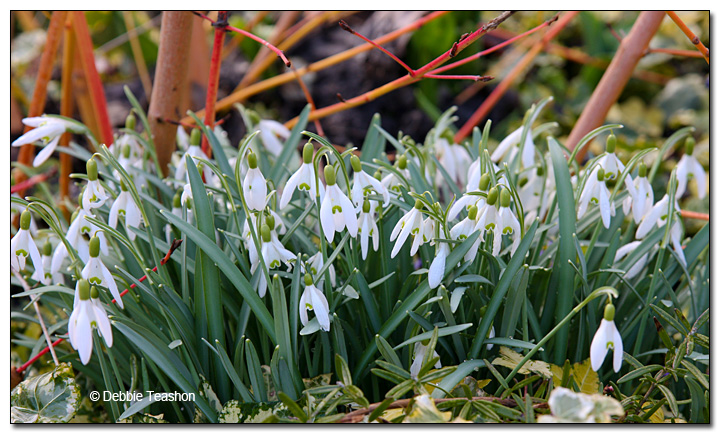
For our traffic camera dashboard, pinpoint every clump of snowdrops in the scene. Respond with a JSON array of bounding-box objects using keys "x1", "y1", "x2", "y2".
[{"x1": 11, "y1": 91, "x2": 708, "y2": 423}]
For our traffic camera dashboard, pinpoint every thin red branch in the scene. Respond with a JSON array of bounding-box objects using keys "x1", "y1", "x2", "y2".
[
  {"x1": 15, "y1": 240, "x2": 183, "y2": 374},
  {"x1": 424, "y1": 74, "x2": 494, "y2": 81},
  {"x1": 291, "y1": 65, "x2": 325, "y2": 136},
  {"x1": 200, "y1": 11, "x2": 228, "y2": 157},
  {"x1": 339, "y1": 19, "x2": 415, "y2": 76},
  {"x1": 194, "y1": 11, "x2": 291, "y2": 67},
  {"x1": 681, "y1": 210, "x2": 709, "y2": 221},
  {"x1": 11, "y1": 167, "x2": 57, "y2": 194},
  {"x1": 72, "y1": 12, "x2": 114, "y2": 147},
  {"x1": 665, "y1": 11, "x2": 709, "y2": 63}
]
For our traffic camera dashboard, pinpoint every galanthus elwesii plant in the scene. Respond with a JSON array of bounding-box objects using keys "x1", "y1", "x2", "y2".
[{"x1": 10, "y1": 91, "x2": 708, "y2": 424}]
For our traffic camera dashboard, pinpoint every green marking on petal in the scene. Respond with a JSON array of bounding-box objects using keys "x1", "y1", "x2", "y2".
[
  {"x1": 332, "y1": 205, "x2": 342, "y2": 214},
  {"x1": 299, "y1": 183, "x2": 311, "y2": 191}
]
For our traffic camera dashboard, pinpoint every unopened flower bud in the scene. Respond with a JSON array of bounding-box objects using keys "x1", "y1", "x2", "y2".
[
  {"x1": 125, "y1": 112, "x2": 136, "y2": 130},
  {"x1": 42, "y1": 241, "x2": 53, "y2": 257}
]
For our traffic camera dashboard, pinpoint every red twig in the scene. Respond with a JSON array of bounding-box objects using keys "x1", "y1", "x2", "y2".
[
  {"x1": 681, "y1": 210, "x2": 709, "y2": 221},
  {"x1": 194, "y1": 11, "x2": 291, "y2": 67},
  {"x1": 11, "y1": 167, "x2": 57, "y2": 194},
  {"x1": 424, "y1": 74, "x2": 494, "y2": 81},
  {"x1": 71, "y1": 12, "x2": 114, "y2": 147},
  {"x1": 430, "y1": 14, "x2": 558, "y2": 75},
  {"x1": 200, "y1": 11, "x2": 229, "y2": 157},
  {"x1": 291, "y1": 65, "x2": 325, "y2": 136},
  {"x1": 15, "y1": 240, "x2": 183, "y2": 374},
  {"x1": 339, "y1": 19, "x2": 415, "y2": 76},
  {"x1": 665, "y1": 11, "x2": 709, "y2": 63}
]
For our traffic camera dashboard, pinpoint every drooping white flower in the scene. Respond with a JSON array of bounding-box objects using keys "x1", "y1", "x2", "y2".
[
  {"x1": 577, "y1": 167, "x2": 615, "y2": 229},
  {"x1": 319, "y1": 165, "x2": 358, "y2": 243},
  {"x1": 409, "y1": 341, "x2": 442, "y2": 379},
  {"x1": 381, "y1": 154, "x2": 410, "y2": 193},
  {"x1": 38, "y1": 241, "x2": 62, "y2": 285},
  {"x1": 474, "y1": 188, "x2": 499, "y2": 243},
  {"x1": 448, "y1": 173, "x2": 490, "y2": 222},
  {"x1": 51, "y1": 206, "x2": 108, "y2": 274},
  {"x1": 243, "y1": 152, "x2": 268, "y2": 212},
  {"x1": 519, "y1": 160, "x2": 555, "y2": 223},
  {"x1": 675, "y1": 137, "x2": 706, "y2": 199},
  {"x1": 258, "y1": 119, "x2": 291, "y2": 157},
  {"x1": 428, "y1": 242, "x2": 450, "y2": 289},
  {"x1": 252, "y1": 224, "x2": 296, "y2": 297},
  {"x1": 174, "y1": 131, "x2": 205, "y2": 182},
  {"x1": 350, "y1": 155, "x2": 389, "y2": 209},
  {"x1": 435, "y1": 138, "x2": 472, "y2": 187},
  {"x1": 635, "y1": 194, "x2": 680, "y2": 239},
  {"x1": 11, "y1": 116, "x2": 84, "y2": 167},
  {"x1": 68, "y1": 280, "x2": 113, "y2": 365},
  {"x1": 279, "y1": 143, "x2": 324, "y2": 209},
  {"x1": 490, "y1": 99, "x2": 550, "y2": 170},
  {"x1": 495, "y1": 189, "x2": 521, "y2": 257},
  {"x1": 390, "y1": 200, "x2": 426, "y2": 258},
  {"x1": 613, "y1": 241, "x2": 650, "y2": 280},
  {"x1": 81, "y1": 236, "x2": 123, "y2": 309},
  {"x1": 357, "y1": 199, "x2": 380, "y2": 260},
  {"x1": 299, "y1": 274, "x2": 330, "y2": 332},
  {"x1": 10, "y1": 211, "x2": 43, "y2": 275},
  {"x1": 622, "y1": 162, "x2": 654, "y2": 224},
  {"x1": 450, "y1": 205, "x2": 481, "y2": 263},
  {"x1": 109, "y1": 182, "x2": 143, "y2": 241},
  {"x1": 165, "y1": 191, "x2": 184, "y2": 243},
  {"x1": 590, "y1": 304, "x2": 623, "y2": 373},
  {"x1": 82, "y1": 159, "x2": 109, "y2": 211},
  {"x1": 303, "y1": 251, "x2": 336, "y2": 288}
]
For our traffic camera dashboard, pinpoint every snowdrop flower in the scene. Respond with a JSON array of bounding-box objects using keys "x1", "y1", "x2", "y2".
[
  {"x1": 428, "y1": 242, "x2": 451, "y2": 289},
  {"x1": 68, "y1": 280, "x2": 113, "y2": 365},
  {"x1": 635, "y1": 194, "x2": 680, "y2": 240},
  {"x1": 252, "y1": 224, "x2": 295, "y2": 297},
  {"x1": 519, "y1": 162, "x2": 554, "y2": 223},
  {"x1": 594, "y1": 134, "x2": 636, "y2": 195},
  {"x1": 613, "y1": 241, "x2": 650, "y2": 279},
  {"x1": 381, "y1": 155, "x2": 409, "y2": 193},
  {"x1": 174, "y1": 130, "x2": 205, "y2": 182},
  {"x1": 176, "y1": 125, "x2": 190, "y2": 152},
  {"x1": 357, "y1": 199, "x2": 381, "y2": 260},
  {"x1": 390, "y1": 200, "x2": 425, "y2": 258},
  {"x1": 435, "y1": 138, "x2": 472, "y2": 187},
  {"x1": 622, "y1": 162, "x2": 653, "y2": 224},
  {"x1": 350, "y1": 155, "x2": 389, "y2": 209},
  {"x1": 82, "y1": 159, "x2": 109, "y2": 211},
  {"x1": 474, "y1": 187, "x2": 499, "y2": 242},
  {"x1": 38, "y1": 241, "x2": 63, "y2": 285},
  {"x1": 675, "y1": 137, "x2": 706, "y2": 199},
  {"x1": 51, "y1": 201, "x2": 109, "y2": 273},
  {"x1": 11, "y1": 116, "x2": 84, "y2": 167},
  {"x1": 109, "y1": 181, "x2": 143, "y2": 241},
  {"x1": 11, "y1": 196, "x2": 38, "y2": 235},
  {"x1": 243, "y1": 152, "x2": 267, "y2": 212},
  {"x1": 319, "y1": 165, "x2": 358, "y2": 242},
  {"x1": 466, "y1": 157, "x2": 507, "y2": 193},
  {"x1": 409, "y1": 341, "x2": 441, "y2": 379},
  {"x1": 303, "y1": 251, "x2": 336, "y2": 288},
  {"x1": 490, "y1": 101, "x2": 549, "y2": 170},
  {"x1": 10, "y1": 211, "x2": 43, "y2": 275},
  {"x1": 258, "y1": 119, "x2": 291, "y2": 157},
  {"x1": 590, "y1": 304, "x2": 623, "y2": 373},
  {"x1": 577, "y1": 167, "x2": 615, "y2": 229},
  {"x1": 279, "y1": 143, "x2": 324, "y2": 209},
  {"x1": 448, "y1": 173, "x2": 490, "y2": 222},
  {"x1": 165, "y1": 192, "x2": 184, "y2": 243},
  {"x1": 495, "y1": 189, "x2": 521, "y2": 257},
  {"x1": 299, "y1": 274, "x2": 330, "y2": 332},
  {"x1": 450, "y1": 205, "x2": 481, "y2": 263},
  {"x1": 82, "y1": 236, "x2": 123, "y2": 308}
]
